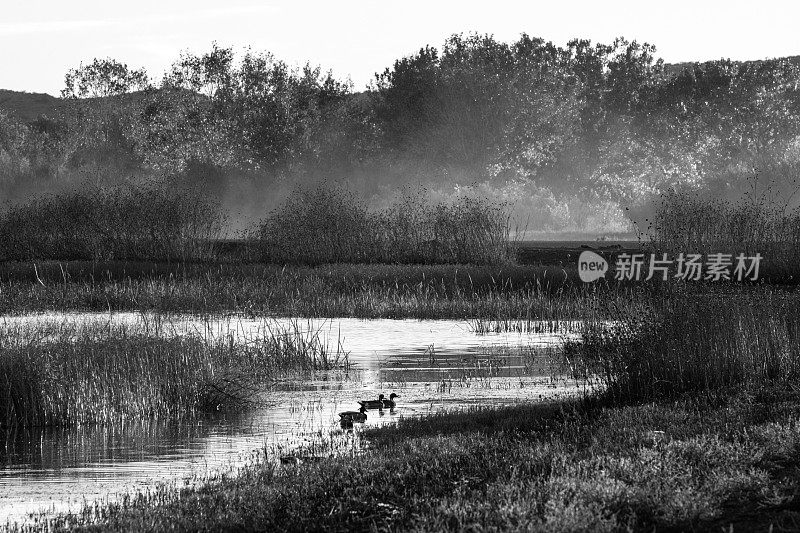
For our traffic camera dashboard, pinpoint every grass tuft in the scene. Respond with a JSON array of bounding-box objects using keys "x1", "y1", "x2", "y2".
[{"x1": 0, "y1": 318, "x2": 348, "y2": 428}]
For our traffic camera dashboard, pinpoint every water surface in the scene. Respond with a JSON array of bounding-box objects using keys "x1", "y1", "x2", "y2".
[{"x1": 0, "y1": 313, "x2": 584, "y2": 525}]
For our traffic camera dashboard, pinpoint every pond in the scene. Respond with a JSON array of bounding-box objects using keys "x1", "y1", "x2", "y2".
[{"x1": 0, "y1": 313, "x2": 587, "y2": 525}]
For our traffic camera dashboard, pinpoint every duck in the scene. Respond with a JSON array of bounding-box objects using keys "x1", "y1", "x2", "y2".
[
  {"x1": 357, "y1": 394, "x2": 385, "y2": 409},
  {"x1": 339, "y1": 405, "x2": 367, "y2": 423},
  {"x1": 381, "y1": 393, "x2": 399, "y2": 408}
]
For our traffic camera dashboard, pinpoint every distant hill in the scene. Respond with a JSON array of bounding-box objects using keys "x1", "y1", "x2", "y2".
[
  {"x1": 1, "y1": 54, "x2": 799, "y2": 123},
  {"x1": 0, "y1": 89, "x2": 65, "y2": 122},
  {"x1": 0, "y1": 88, "x2": 197, "y2": 124}
]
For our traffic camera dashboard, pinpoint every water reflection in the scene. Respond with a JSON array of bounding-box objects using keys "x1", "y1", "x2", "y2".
[{"x1": 0, "y1": 313, "x2": 584, "y2": 525}]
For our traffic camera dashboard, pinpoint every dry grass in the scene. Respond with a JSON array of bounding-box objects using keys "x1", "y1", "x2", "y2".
[
  {"x1": 565, "y1": 288, "x2": 800, "y2": 402},
  {"x1": 0, "y1": 182, "x2": 223, "y2": 262},
  {"x1": 258, "y1": 185, "x2": 513, "y2": 265},
  {"x1": 0, "y1": 262, "x2": 608, "y2": 320},
  {"x1": 649, "y1": 189, "x2": 800, "y2": 280},
  {"x1": 0, "y1": 318, "x2": 348, "y2": 428}
]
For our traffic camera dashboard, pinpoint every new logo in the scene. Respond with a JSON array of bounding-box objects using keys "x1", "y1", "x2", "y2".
[{"x1": 578, "y1": 251, "x2": 608, "y2": 282}]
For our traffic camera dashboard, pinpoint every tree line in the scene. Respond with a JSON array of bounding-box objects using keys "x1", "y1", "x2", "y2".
[{"x1": 1, "y1": 34, "x2": 798, "y2": 230}]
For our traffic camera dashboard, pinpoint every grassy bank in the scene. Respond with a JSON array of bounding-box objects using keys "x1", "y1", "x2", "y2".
[
  {"x1": 0, "y1": 319, "x2": 348, "y2": 428},
  {"x1": 12, "y1": 387, "x2": 800, "y2": 532},
  {"x1": 7, "y1": 286, "x2": 800, "y2": 531}
]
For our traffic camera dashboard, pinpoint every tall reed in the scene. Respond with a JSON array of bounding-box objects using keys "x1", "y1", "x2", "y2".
[
  {"x1": 0, "y1": 182, "x2": 223, "y2": 262},
  {"x1": 0, "y1": 318, "x2": 348, "y2": 428},
  {"x1": 566, "y1": 289, "x2": 800, "y2": 402},
  {"x1": 650, "y1": 189, "x2": 800, "y2": 279},
  {"x1": 257, "y1": 185, "x2": 513, "y2": 264}
]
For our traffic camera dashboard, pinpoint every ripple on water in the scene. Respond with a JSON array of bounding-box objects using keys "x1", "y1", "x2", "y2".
[{"x1": 0, "y1": 312, "x2": 587, "y2": 525}]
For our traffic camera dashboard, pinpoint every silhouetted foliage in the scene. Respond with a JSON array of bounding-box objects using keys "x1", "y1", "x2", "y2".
[{"x1": 0, "y1": 36, "x2": 798, "y2": 237}]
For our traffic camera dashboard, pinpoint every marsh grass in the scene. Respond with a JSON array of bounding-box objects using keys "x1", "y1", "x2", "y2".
[
  {"x1": 566, "y1": 288, "x2": 800, "y2": 402},
  {"x1": 650, "y1": 189, "x2": 800, "y2": 280},
  {"x1": 469, "y1": 317, "x2": 583, "y2": 334},
  {"x1": 0, "y1": 183, "x2": 223, "y2": 262},
  {"x1": 0, "y1": 262, "x2": 619, "y2": 320},
  {"x1": 467, "y1": 285, "x2": 655, "y2": 335},
  {"x1": 0, "y1": 318, "x2": 348, "y2": 428},
  {"x1": 1, "y1": 184, "x2": 513, "y2": 265},
  {"x1": 257, "y1": 185, "x2": 513, "y2": 265},
  {"x1": 3, "y1": 278, "x2": 799, "y2": 530}
]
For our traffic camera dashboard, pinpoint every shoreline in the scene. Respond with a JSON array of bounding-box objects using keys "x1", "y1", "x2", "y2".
[{"x1": 7, "y1": 387, "x2": 799, "y2": 532}]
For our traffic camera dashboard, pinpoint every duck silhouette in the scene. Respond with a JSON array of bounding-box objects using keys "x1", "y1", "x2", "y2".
[
  {"x1": 357, "y1": 394, "x2": 385, "y2": 409},
  {"x1": 339, "y1": 405, "x2": 367, "y2": 423},
  {"x1": 381, "y1": 393, "x2": 399, "y2": 408}
]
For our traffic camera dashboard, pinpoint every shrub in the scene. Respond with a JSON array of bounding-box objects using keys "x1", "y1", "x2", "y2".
[
  {"x1": 0, "y1": 182, "x2": 223, "y2": 262},
  {"x1": 258, "y1": 184, "x2": 513, "y2": 264}
]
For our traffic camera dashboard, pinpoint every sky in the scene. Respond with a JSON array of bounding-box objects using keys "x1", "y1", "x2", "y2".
[{"x1": 1, "y1": 0, "x2": 798, "y2": 96}]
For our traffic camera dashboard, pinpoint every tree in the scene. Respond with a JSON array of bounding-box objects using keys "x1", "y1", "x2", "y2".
[
  {"x1": 59, "y1": 57, "x2": 150, "y2": 158},
  {"x1": 163, "y1": 42, "x2": 234, "y2": 104},
  {"x1": 376, "y1": 34, "x2": 519, "y2": 177},
  {"x1": 61, "y1": 58, "x2": 149, "y2": 99},
  {"x1": 128, "y1": 45, "x2": 351, "y2": 174},
  {"x1": 604, "y1": 38, "x2": 663, "y2": 116}
]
